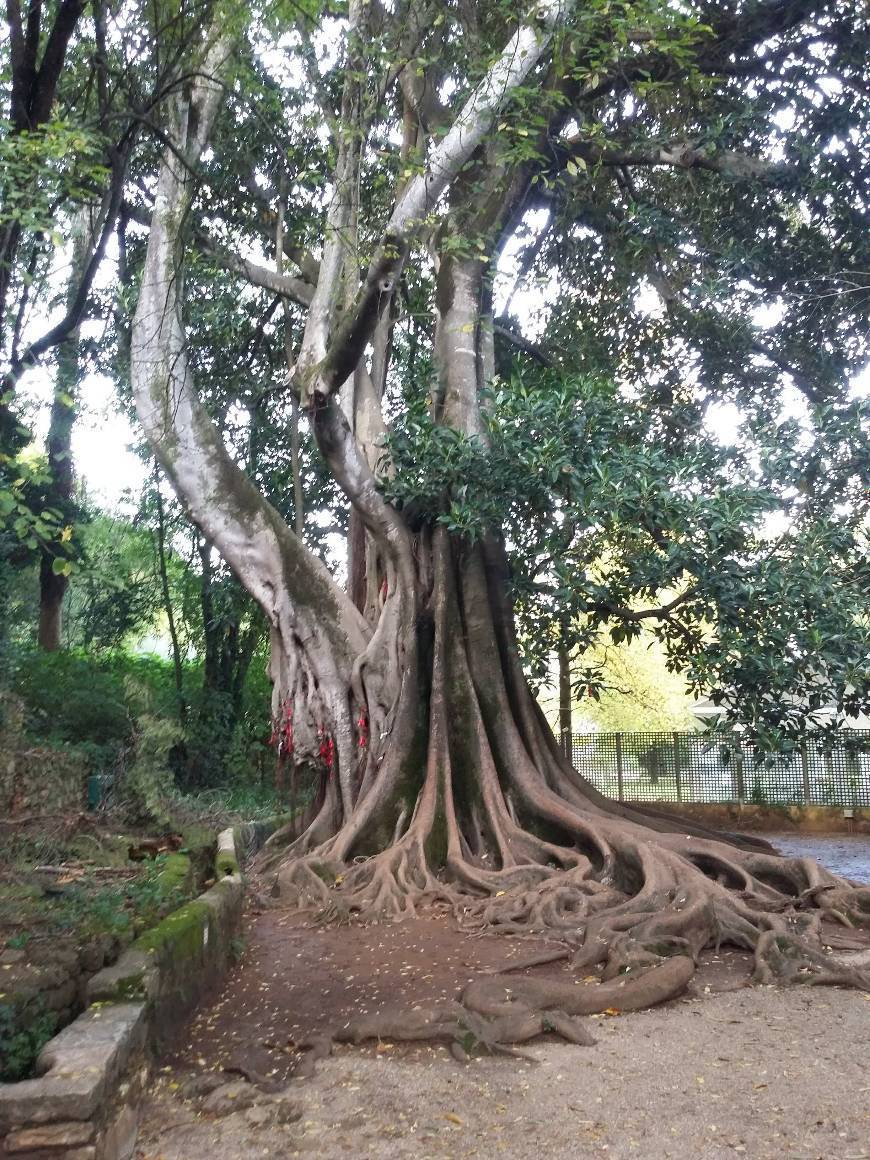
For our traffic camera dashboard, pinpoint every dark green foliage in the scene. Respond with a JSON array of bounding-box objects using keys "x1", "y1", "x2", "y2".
[
  {"x1": 8, "y1": 648, "x2": 273, "y2": 795},
  {"x1": 383, "y1": 367, "x2": 869, "y2": 741},
  {"x1": 11, "y1": 650, "x2": 160, "y2": 766},
  {"x1": 0, "y1": 1000, "x2": 57, "y2": 1082}
]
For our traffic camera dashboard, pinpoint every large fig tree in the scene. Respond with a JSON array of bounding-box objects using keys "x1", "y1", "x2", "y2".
[{"x1": 130, "y1": 0, "x2": 870, "y2": 1023}]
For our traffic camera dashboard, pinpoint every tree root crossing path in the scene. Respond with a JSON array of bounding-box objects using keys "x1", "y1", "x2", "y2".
[{"x1": 135, "y1": 889, "x2": 870, "y2": 1160}]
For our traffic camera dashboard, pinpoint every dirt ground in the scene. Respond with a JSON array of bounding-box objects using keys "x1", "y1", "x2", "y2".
[
  {"x1": 135, "y1": 835, "x2": 870, "y2": 1159},
  {"x1": 761, "y1": 834, "x2": 870, "y2": 884},
  {"x1": 137, "y1": 916, "x2": 870, "y2": 1159}
]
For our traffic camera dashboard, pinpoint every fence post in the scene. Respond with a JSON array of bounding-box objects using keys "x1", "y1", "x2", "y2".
[
  {"x1": 735, "y1": 747, "x2": 745, "y2": 803},
  {"x1": 800, "y1": 735, "x2": 811, "y2": 804},
  {"x1": 615, "y1": 733, "x2": 624, "y2": 802},
  {"x1": 673, "y1": 732, "x2": 682, "y2": 802}
]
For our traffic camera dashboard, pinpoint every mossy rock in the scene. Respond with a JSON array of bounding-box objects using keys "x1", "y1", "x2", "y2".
[{"x1": 156, "y1": 852, "x2": 193, "y2": 892}]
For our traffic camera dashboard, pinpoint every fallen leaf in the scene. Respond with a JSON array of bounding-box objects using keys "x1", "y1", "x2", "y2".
[
  {"x1": 603, "y1": 1007, "x2": 621, "y2": 1016},
  {"x1": 444, "y1": 1113, "x2": 463, "y2": 1126}
]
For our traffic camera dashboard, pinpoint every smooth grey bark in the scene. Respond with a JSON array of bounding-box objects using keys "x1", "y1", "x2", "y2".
[{"x1": 130, "y1": 32, "x2": 369, "y2": 806}]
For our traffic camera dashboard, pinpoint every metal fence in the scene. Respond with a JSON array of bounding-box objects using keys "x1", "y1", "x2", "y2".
[{"x1": 562, "y1": 730, "x2": 870, "y2": 808}]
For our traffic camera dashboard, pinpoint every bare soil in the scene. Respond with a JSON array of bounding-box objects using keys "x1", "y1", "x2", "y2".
[{"x1": 136, "y1": 891, "x2": 870, "y2": 1159}]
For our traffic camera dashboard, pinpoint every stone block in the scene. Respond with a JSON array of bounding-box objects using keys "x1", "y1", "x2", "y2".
[
  {"x1": 3, "y1": 1120, "x2": 94, "y2": 1152},
  {"x1": 0, "y1": 1151, "x2": 95, "y2": 1160},
  {"x1": 0, "y1": 1005, "x2": 146, "y2": 1128},
  {"x1": 87, "y1": 953, "x2": 155, "y2": 1006},
  {"x1": 42, "y1": 980, "x2": 78, "y2": 1013},
  {"x1": 97, "y1": 1104, "x2": 138, "y2": 1160}
]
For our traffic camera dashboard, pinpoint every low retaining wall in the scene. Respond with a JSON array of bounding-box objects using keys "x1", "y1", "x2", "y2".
[
  {"x1": 0, "y1": 818, "x2": 284, "y2": 1159},
  {"x1": 646, "y1": 801, "x2": 870, "y2": 834},
  {"x1": 0, "y1": 853, "x2": 198, "y2": 1084}
]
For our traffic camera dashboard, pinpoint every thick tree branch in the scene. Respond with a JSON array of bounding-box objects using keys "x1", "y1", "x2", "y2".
[
  {"x1": 131, "y1": 30, "x2": 369, "y2": 684},
  {"x1": 562, "y1": 137, "x2": 790, "y2": 183},
  {"x1": 197, "y1": 234, "x2": 315, "y2": 306},
  {"x1": 310, "y1": 0, "x2": 575, "y2": 400},
  {"x1": 493, "y1": 320, "x2": 554, "y2": 367},
  {"x1": 591, "y1": 589, "x2": 698, "y2": 624},
  {"x1": 123, "y1": 197, "x2": 316, "y2": 306}
]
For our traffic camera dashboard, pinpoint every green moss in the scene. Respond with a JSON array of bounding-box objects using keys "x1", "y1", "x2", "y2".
[
  {"x1": 67, "y1": 833, "x2": 132, "y2": 867},
  {"x1": 157, "y1": 852, "x2": 192, "y2": 890},
  {"x1": 97, "y1": 970, "x2": 150, "y2": 1001},
  {"x1": 215, "y1": 848, "x2": 240, "y2": 878},
  {"x1": 134, "y1": 899, "x2": 210, "y2": 960}
]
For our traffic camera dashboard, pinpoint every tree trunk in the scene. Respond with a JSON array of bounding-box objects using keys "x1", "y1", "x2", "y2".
[
  {"x1": 153, "y1": 469, "x2": 185, "y2": 720},
  {"x1": 558, "y1": 638, "x2": 572, "y2": 758},
  {"x1": 37, "y1": 212, "x2": 91, "y2": 650},
  {"x1": 262, "y1": 526, "x2": 870, "y2": 1000},
  {"x1": 131, "y1": 22, "x2": 870, "y2": 1056}
]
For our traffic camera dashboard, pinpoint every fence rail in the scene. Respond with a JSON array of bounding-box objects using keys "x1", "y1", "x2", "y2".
[{"x1": 561, "y1": 730, "x2": 870, "y2": 808}]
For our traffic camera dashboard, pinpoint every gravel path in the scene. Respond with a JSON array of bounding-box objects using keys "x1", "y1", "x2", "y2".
[
  {"x1": 767, "y1": 834, "x2": 870, "y2": 883},
  {"x1": 137, "y1": 985, "x2": 870, "y2": 1159}
]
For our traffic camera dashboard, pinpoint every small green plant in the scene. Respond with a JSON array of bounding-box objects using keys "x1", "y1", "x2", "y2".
[
  {"x1": 0, "y1": 1000, "x2": 57, "y2": 1082},
  {"x1": 749, "y1": 777, "x2": 769, "y2": 806},
  {"x1": 5, "y1": 931, "x2": 29, "y2": 950}
]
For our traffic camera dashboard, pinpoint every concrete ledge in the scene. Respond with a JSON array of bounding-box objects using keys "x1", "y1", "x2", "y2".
[
  {"x1": 647, "y1": 802, "x2": 870, "y2": 834},
  {"x1": 87, "y1": 829, "x2": 246, "y2": 1043},
  {"x1": 0, "y1": 817, "x2": 287, "y2": 1158}
]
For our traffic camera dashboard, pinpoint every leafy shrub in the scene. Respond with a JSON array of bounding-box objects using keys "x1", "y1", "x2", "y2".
[
  {"x1": 0, "y1": 1000, "x2": 57, "y2": 1082},
  {"x1": 6, "y1": 647, "x2": 273, "y2": 815},
  {"x1": 10, "y1": 649, "x2": 182, "y2": 765}
]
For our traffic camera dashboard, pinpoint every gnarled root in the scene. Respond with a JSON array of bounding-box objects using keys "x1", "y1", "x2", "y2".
[
  {"x1": 304, "y1": 954, "x2": 696, "y2": 1076},
  {"x1": 462, "y1": 953, "x2": 695, "y2": 1018}
]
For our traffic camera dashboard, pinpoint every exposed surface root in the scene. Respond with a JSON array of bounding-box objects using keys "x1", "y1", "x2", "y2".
[
  {"x1": 303, "y1": 954, "x2": 694, "y2": 1067},
  {"x1": 270, "y1": 824, "x2": 870, "y2": 1081}
]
